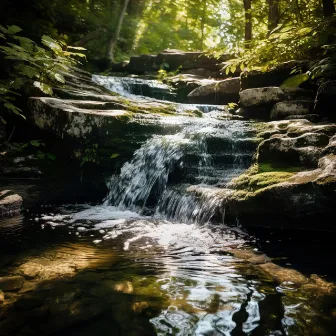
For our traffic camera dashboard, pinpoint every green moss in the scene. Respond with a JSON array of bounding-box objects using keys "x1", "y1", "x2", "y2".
[
  {"x1": 258, "y1": 162, "x2": 302, "y2": 173},
  {"x1": 232, "y1": 162, "x2": 300, "y2": 197}
]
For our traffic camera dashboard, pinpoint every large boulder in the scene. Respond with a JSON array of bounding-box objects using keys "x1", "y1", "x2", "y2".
[
  {"x1": 240, "y1": 87, "x2": 284, "y2": 107},
  {"x1": 188, "y1": 77, "x2": 240, "y2": 104},
  {"x1": 225, "y1": 120, "x2": 336, "y2": 224},
  {"x1": 258, "y1": 132, "x2": 329, "y2": 167},
  {"x1": 164, "y1": 74, "x2": 216, "y2": 101},
  {"x1": 240, "y1": 61, "x2": 309, "y2": 90},
  {"x1": 270, "y1": 100, "x2": 314, "y2": 120},
  {"x1": 227, "y1": 154, "x2": 336, "y2": 222},
  {"x1": 240, "y1": 87, "x2": 313, "y2": 108}
]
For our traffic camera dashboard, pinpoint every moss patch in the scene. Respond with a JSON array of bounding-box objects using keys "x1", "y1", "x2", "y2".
[{"x1": 231, "y1": 162, "x2": 304, "y2": 200}]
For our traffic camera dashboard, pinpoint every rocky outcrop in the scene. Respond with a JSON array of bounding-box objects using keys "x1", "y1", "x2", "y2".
[
  {"x1": 188, "y1": 77, "x2": 240, "y2": 104},
  {"x1": 0, "y1": 190, "x2": 22, "y2": 217},
  {"x1": 164, "y1": 74, "x2": 216, "y2": 101},
  {"x1": 240, "y1": 61, "x2": 309, "y2": 90},
  {"x1": 225, "y1": 120, "x2": 336, "y2": 224},
  {"x1": 125, "y1": 50, "x2": 232, "y2": 75},
  {"x1": 238, "y1": 87, "x2": 315, "y2": 120}
]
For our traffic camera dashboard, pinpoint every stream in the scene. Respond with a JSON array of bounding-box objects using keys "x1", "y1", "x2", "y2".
[{"x1": 0, "y1": 76, "x2": 336, "y2": 336}]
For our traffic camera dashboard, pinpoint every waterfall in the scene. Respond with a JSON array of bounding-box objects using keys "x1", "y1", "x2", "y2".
[
  {"x1": 105, "y1": 118, "x2": 255, "y2": 223},
  {"x1": 92, "y1": 74, "x2": 177, "y2": 101},
  {"x1": 92, "y1": 74, "x2": 256, "y2": 224}
]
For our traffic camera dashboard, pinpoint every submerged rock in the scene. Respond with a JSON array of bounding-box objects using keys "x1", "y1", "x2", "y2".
[
  {"x1": 0, "y1": 190, "x2": 22, "y2": 218},
  {"x1": 0, "y1": 276, "x2": 24, "y2": 292},
  {"x1": 188, "y1": 77, "x2": 240, "y2": 104}
]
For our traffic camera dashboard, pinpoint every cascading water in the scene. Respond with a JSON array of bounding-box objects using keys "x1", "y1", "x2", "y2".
[
  {"x1": 104, "y1": 117, "x2": 255, "y2": 223},
  {"x1": 1, "y1": 74, "x2": 334, "y2": 336}
]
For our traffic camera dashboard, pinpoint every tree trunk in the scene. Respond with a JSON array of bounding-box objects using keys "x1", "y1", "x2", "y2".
[
  {"x1": 243, "y1": 0, "x2": 252, "y2": 48},
  {"x1": 322, "y1": 0, "x2": 335, "y2": 17},
  {"x1": 200, "y1": 0, "x2": 207, "y2": 50},
  {"x1": 268, "y1": 0, "x2": 279, "y2": 33},
  {"x1": 107, "y1": 0, "x2": 130, "y2": 63}
]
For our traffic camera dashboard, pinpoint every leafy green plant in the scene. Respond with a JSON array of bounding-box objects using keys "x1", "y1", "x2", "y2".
[
  {"x1": 1, "y1": 139, "x2": 56, "y2": 160},
  {"x1": 222, "y1": 17, "x2": 335, "y2": 75},
  {"x1": 0, "y1": 25, "x2": 86, "y2": 122},
  {"x1": 157, "y1": 65, "x2": 182, "y2": 82}
]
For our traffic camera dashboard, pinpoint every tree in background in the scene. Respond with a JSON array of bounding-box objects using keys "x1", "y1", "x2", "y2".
[
  {"x1": 268, "y1": 0, "x2": 280, "y2": 33},
  {"x1": 243, "y1": 0, "x2": 252, "y2": 47},
  {"x1": 322, "y1": 0, "x2": 335, "y2": 17},
  {"x1": 106, "y1": 0, "x2": 130, "y2": 62}
]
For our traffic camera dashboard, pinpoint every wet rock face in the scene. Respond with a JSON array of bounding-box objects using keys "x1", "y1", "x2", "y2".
[
  {"x1": 188, "y1": 77, "x2": 240, "y2": 104},
  {"x1": 239, "y1": 87, "x2": 315, "y2": 121},
  {"x1": 226, "y1": 120, "x2": 336, "y2": 222},
  {"x1": 258, "y1": 132, "x2": 329, "y2": 167},
  {"x1": 315, "y1": 80, "x2": 336, "y2": 121},
  {"x1": 0, "y1": 190, "x2": 22, "y2": 218}
]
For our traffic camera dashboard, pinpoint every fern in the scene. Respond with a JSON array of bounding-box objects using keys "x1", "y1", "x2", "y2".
[{"x1": 0, "y1": 25, "x2": 86, "y2": 123}]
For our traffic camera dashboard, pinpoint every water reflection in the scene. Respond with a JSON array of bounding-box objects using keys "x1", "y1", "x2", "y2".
[{"x1": 1, "y1": 207, "x2": 335, "y2": 335}]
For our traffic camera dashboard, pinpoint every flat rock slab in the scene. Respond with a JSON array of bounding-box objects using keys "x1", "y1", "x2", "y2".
[
  {"x1": 240, "y1": 87, "x2": 314, "y2": 108},
  {"x1": 188, "y1": 77, "x2": 240, "y2": 104}
]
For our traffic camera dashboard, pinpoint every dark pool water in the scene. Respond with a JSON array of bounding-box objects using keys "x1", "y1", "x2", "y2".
[{"x1": 1, "y1": 205, "x2": 336, "y2": 336}]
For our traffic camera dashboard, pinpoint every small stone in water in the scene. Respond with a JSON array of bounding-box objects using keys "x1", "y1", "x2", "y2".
[{"x1": 0, "y1": 290, "x2": 5, "y2": 304}]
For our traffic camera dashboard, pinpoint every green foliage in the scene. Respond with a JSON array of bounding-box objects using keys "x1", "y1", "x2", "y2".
[
  {"x1": 280, "y1": 74, "x2": 310, "y2": 88},
  {"x1": 0, "y1": 25, "x2": 86, "y2": 122},
  {"x1": 157, "y1": 65, "x2": 182, "y2": 81},
  {"x1": 81, "y1": 144, "x2": 99, "y2": 167},
  {"x1": 1, "y1": 139, "x2": 56, "y2": 161}
]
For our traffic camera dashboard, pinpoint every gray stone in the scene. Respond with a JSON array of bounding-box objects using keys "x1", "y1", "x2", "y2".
[
  {"x1": 188, "y1": 77, "x2": 240, "y2": 104},
  {"x1": 258, "y1": 132, "x2": 330, "y2": 167},
  {"x1": 240, "y1": 87, "x2": 285, "y2": 107},
  {"x1": 323, "y1": 135, "x2": 336, "y2": 155},
  {"x1": 0, "y1": 276, "x2": 24, "y2": 291},
  {"x1": 0, "y1": 192, "x2": 23, "y2": 218},
  {"x1": 271, "y1": 100, "x2": 314, "y2": 120}
]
